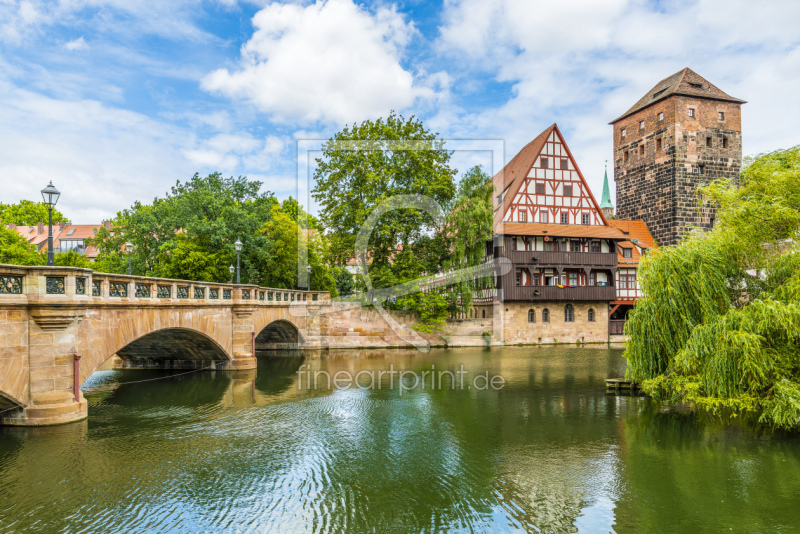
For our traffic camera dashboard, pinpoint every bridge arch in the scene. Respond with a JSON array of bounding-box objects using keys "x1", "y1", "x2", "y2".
[
  {"x1": 81, "y1": 327, "x2": 234, "y2": 384},
  {"x1": 255, "y1": 320, "x2": 304, "y2": 350}
]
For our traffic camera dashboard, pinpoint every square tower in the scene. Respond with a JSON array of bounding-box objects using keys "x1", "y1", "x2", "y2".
[{"x1": 609, "y1": 68, "x2": 745, "y2": 246}]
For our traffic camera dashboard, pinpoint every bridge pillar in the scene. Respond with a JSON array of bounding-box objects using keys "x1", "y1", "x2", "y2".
[{"x1": 229, "y1": 295, "x2": 257, "y2": 370}]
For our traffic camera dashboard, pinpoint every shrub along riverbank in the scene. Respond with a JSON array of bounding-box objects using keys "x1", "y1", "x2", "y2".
[{"x1": 624, "y1": 146, "x2": 800, "y2": 430}]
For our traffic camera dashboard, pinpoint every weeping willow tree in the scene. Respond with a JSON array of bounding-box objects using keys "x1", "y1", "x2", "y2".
[{"x1": 625, "y1": 146, "x2": 800, "y2": 429}]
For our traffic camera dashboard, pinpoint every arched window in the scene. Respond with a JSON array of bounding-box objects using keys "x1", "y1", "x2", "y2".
[
  {"x1": 528, "y1": 309, "x2": 535, "y2": 323},
  {"x1": 588, "y1": 308, "x2": 595, "y2": 322},
  {"x1": 482, "y1": 309, "x2": 486, "y2": 319},
  {"x1": 565, "y1": 304, "x2": 574, "y2": 322},
  {"x1": 542, "y1": 308, "x2": 550, "y2": 323}
]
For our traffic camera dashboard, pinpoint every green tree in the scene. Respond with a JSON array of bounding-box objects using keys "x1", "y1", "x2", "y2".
[
  {"x1": 0, "y1": 225, "x2": 43, "y2": 265},
  {"x1": 0, "y1": 200, "x2": 70, "y2": 226},
  {"x1": 281, "y1": 197, "x2": 321, "y2": 230},
  {"x1": 312, "y1": 112, "x2": 456, "y2": 287},
  {"x1": 625, "y1": 146, "x2": 800, "y2": 429},
  {"x1": 54, "y1": 250, "x2": 92, "y2": 268},
  {"x1": 443, "y1": 165, "x2": 495, "y2": 316},
  {"x1": 89, "y1": 173, "x2": 278, "y2": 283},
  {"x1": 333, "y1": 266, "x2": 354, "y2": 296}
]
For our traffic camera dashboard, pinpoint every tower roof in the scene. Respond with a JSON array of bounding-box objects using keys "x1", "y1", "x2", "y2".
[
  {"x1": 609, "y1": 68, "x2": 746, "y2": 124},
  {"x1": 599, "y1": 165, "x2": 613, "y2": 209}
]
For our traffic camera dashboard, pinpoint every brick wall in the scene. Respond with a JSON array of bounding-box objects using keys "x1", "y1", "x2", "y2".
[{"x1": 613, "y1": 95, "x2": 742, "y2": 246}]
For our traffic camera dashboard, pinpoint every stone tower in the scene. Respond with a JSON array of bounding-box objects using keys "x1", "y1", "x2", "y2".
[
  {"x1": 599, "y1": 162, "x2": 614, "y2": 219},
  {"x1": 609, "y1": 68, "x2": 745, "y2": 246}
]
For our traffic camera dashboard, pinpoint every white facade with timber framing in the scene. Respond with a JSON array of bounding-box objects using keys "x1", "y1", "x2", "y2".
[{"x1": 474, "y1": 123, "x2": 654, "y2": 342}]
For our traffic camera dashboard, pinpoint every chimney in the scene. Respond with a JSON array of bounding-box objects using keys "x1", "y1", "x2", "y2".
[
  {"x1": 38, "y1": 222, "x2": 44, "y2": 235},
  {"x1": 8, "y1": 223, "x2": 16, "y2": 230},
  {"x1": 102, "y1": 220, "x2": 112, "y2": 230}
]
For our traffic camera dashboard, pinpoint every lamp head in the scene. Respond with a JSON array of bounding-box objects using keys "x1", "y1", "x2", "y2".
[
  {"x1": 125, "y1": 241, "x2": 134, "y2": 253},
  {"x1": 229, "y1": 264, "x2": 235, "y2": 274},
  {"x1": 306, "y1": 264, "x2": 312, "y2": 273},
  {"x1": 41, "y1": 181, "x2": 61, "y2": 207},
  {"x1": 234, "y1": 238, "x2": 243, "y2": 252}
]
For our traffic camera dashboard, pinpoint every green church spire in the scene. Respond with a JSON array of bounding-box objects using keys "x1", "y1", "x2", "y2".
[{"x1": 600, "y1": 161, "x2": 613, "y2": 209}]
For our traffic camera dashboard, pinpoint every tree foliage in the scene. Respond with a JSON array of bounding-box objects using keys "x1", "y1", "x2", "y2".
[
  {"x1": 0, "y1": 200, "x2": 70, "y2": 226},
  {"x1": 625, "y1": 146, "x2": 800, "y2": 429},
  {"x1": 0, "y1": 225, "x2": 42, "y2": 265},
  {"x1": 312, "y1": 112, "x2": 456, "y2": 287}
]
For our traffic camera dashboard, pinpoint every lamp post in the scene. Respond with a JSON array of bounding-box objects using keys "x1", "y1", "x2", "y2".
[
  {"x1": 40, "y1": 181, "x2": 61, "y2": 266},
  {"x1": 234, "y1": 238, "x2": 242, "y2": 284},
  {"x1": 229, "y1": 265, "x2": 235, "y2": 284},
  {"x1": 306, "y1": 264, "x2": 312, "y2": 291},
  {"x1": 125, "y1": 242, "x2": 133, "y2": 275}
]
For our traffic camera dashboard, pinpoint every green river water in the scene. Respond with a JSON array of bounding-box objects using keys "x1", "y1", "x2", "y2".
[{"x1": 1, "y1": 346, "x2": 799, "y2": 533}]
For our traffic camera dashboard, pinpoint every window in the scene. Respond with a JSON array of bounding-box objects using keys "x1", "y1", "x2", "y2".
[
  {"x1": 518, "y1": 210, "x2": 527, "y2": 222},
  {"x1": 560, "y1": 158, "x2": 568, "y2": 170},
  {"x1": 588, "y1": 309, "x2": 595, "y2": 322},
  {"x1": 67, "y1": 228, "x2": 75, "y2": 236},
  {"x1": 620, "y1": 275, "x2": 627, "y2": 289},
  {"x1": 482, "y1": 309, "x2": 485, "y2": 318},
  {"x1": 656, "y1": 138, "x2": 662, "y2": 151},
  {"x1": 542, "y1": 308, "x2": 549, "y2": 323},
  {"x1": 539, "y1": 211, "x2": 549, "y2": 223},
  {"x1": 571, "y1": 241, "x2": 580, "y2": 252},
  {"x1": 623, "y1": 150, "x2": 629, "y2": 162},
  {"x1": 528, "y1": 309, "x2": 535, "y2": 323},
  {"x1": 589, "y1": 272, "x2": 596, "y2": 285},
  {"x1": 688, "y1": 108, "x2": 695, "y2": 117},
  {"x1": 561, "y1": 212, "x2": 569, "y2": 224},
  {"x1": 623, "y1": 248, "x2": 632, "y2": 258},
  {"x1": 706, "y1": 137, "x2": 712, "y2": 147},
  {"x1": 563, "y1": 185, "x2": 573, "y2": 197},
  {"x1": 591, "y1": 241, "x2": 601, "y2": 253},
  {"x1": 540, "y1": 157, "x2": 548, "y2": 168},
  {"x1": 582, "y1": 213, "x2": 590, "y2": 225},
  {"x1": 535, "y1": 183, "x2": 545, "y2": 195},
  {"x1": 699, "y1": 164, "x2": 706, "y2": 175},
  {"x1": 639, "y1": 120, "x2": 645, "y2": 130},
  {"x1": 532, "y1": 272, "x2": 539, "y2": 286},
  {"x1": 638, "y1": 145, "x2": 644, "y2": 156},
  {"x1": 621, "y1": 128, "x2": 626, "y2": 138},
  {"x1": 722, "y1": 137, "x2": 728, "y2": 149},
  {"x1": 516, "y1": 269, "x2": 521, "y2": 286},
  {"x1": 565, "y1": 304, "x2": 574, "y2": 322},
  {"x1": 568, "y1": 272, "x2": 578, "y2": 285},
  {"x1": 718, "y1": 111, "x2": 725, "y2": 121},
  {"x1": 658, "y1": 112, "x2": 664, "y2": 121}
]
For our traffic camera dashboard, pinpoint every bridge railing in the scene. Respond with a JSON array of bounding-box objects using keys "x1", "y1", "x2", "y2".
[{"x1": 0, "y1": 264, "x2": 331, "y2": 306}]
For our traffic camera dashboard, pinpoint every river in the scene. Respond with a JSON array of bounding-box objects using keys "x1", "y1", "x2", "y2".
[{"x1": 1, "y1": 346, "x2": 799, "y2": 533}]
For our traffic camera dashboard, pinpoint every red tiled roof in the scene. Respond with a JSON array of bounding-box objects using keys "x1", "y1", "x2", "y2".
[
  {"x1": 610, "y1": 67, "x2": 746, "y2": 124},
  {"x1": 607, "y1": 219, "x2": 657, "y2": 265},
  {"x1": 501, "y1": 222, "x2": 625, "y2": 240}
]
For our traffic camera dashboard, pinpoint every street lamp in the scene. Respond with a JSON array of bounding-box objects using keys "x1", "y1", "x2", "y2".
[
  {"x1": 229, "y1": 264, "x2": 235, "y2": 284},
  {"x1": 306, "y1": 264, "x2": 312, "y2": 291},
  {"x1": 234, "y1": 238, "x2": 243, "y2": 284},
  {"x1": 40, "y1": 181, "x2": 61, "y2": 266},
  {"x1": 125, "y1": 242, "x2": 134, "y2": 275}
]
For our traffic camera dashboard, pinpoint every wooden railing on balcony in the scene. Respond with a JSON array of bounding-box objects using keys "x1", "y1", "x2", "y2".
[
  {"x1": 502, "y1": 284, "x2": 616, "y2": 302},
  {"x1": 501, "y1": 250, "x2": 617, "y2": 267}
]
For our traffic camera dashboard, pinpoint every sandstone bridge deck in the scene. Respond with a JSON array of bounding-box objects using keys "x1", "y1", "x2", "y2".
[{"x1": 0, "y1": 264, "x2": 331, "y2": 426}]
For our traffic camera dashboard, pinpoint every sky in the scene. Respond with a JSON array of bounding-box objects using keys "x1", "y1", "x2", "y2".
[{"x1": 1, "y1": 0, "x2": 799, "y2": 223}]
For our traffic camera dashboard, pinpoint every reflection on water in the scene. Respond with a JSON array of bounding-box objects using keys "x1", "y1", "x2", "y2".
[{"x1": 1, "y1": 346, "x2": 799, "y2": 533}]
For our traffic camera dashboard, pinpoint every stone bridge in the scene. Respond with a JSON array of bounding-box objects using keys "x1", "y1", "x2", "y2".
[{"x1": 0, "y1": 264, "x2": 331, "y2": 427}]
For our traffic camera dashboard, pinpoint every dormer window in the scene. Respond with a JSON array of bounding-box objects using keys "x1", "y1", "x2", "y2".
[
  {"x1": 540, "y1": 157, "x2": 548, "y2": 168},
  {"x1": 623, "y1": 248, "x2": 632, "y2": 258},
  {"x1": 689, "y1": 82, "x2": 702, "y2": 89}
]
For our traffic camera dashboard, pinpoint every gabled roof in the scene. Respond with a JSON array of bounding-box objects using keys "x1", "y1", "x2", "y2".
[
  {"x1": 492, "y1": 123, "x2": 608, "y2": 231},
  {"x1": 610, "y1": 68, "x2": 746, "y2": 124},
  {"x1": 607, "y1": 219, "x2": 657, "y2": 265},
  {"x1": 492, "y1": 124, "x2": 555, "y2": 228}
]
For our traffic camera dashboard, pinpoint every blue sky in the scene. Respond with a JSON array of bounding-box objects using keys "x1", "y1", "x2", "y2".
[{"x1": 1, "y1": 0, "x2": 799, "y2": 222}]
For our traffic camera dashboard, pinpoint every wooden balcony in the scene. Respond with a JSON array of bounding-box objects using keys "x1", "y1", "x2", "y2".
[
  {"x1": 501, "y1": 284, "x2": 616, "y2": 302},
  {"x1": 501, "y1": 250, "x2": 617, "y2": 267}
]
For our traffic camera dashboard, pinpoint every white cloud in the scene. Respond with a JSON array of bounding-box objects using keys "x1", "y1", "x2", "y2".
[
  {"x1": 64, "y1": 36, "x2": 87, "y2": 51},
  {"x1": 436, "y1": 0, "x2": 800, "y2": 201},
  {"x1": 202, "y1": 0, "x2": 436, "y2": 125}
]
